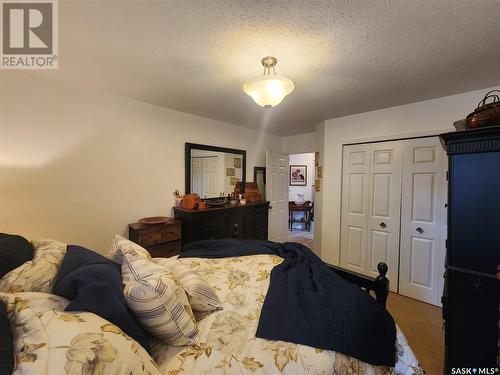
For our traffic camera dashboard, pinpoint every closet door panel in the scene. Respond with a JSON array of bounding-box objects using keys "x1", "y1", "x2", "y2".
[
  {"x1": 400, "y1": 137, "x2": 446, "y2": 305},
  {"x1": 366, "y1": 142, "x2": 402, "y2": 291},
  {"x1": 340, "y1": 145, "x2": 370, "y2": 274}
]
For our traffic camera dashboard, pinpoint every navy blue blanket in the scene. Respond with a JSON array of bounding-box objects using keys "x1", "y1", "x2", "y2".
[{"x1": 180, "y1": 239, "x2": 396, "y2": 367}]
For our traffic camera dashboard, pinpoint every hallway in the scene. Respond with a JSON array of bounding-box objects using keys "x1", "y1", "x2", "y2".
[{"x1": 284, "y1": 222, "x2": 314, "y2": 251}]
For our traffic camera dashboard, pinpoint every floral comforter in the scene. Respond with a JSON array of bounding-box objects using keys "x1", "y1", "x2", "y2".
[{"x1": 151, "y1": 254, "x2": 423, "y2": 375}]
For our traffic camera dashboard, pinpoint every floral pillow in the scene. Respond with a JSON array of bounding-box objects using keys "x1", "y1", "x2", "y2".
[
  {"x1": 153, "y1": 257, "x2": 222, "y2": 320},
  {"x1": 0, "y1": 292, "x2": 161, "y2": 375},
  {"x1": 0, "y1": 239, "x2": 67, "y2": 293},
  {"x1": 122, "y1": 250, "x2": 199, "y2": 346},
  {"x1": 107, "y1": 234, "x2": 150, "y2": 264}
]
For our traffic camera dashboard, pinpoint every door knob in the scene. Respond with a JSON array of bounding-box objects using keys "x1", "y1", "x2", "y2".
[
  {"x1": 416, "y1": 227, "x2": 424, "y2": 234},
  {"x1": 269, "y1": 206, "x2": 273, "y2": 209},
  {"x1": 379, "y1": 222, "x2": 387, "y2": 229}
]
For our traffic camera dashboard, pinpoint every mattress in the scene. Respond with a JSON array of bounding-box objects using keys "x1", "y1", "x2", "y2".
[{"x1": 151, "y1": 254, "x2": 422, "y2": 375}]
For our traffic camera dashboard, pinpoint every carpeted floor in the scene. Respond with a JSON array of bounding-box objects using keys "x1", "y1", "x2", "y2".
[
  {"x1": 387, "y1": 292, "x2": 444, "y2": 375},
  {"x1": 285, "y1": 222, "x2": 314, "y2": 249}
]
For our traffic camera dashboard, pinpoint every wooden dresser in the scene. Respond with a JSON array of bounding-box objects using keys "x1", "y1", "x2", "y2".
[
  {"x1": 173, "y1": 201, "x2": 269, "y2": 246},
  {"x1": 440, "y1": 126, "x2": 500, "y2": 371},
  {"x1": 128, "y1": 219, "x2": 182, "y2": 257}
]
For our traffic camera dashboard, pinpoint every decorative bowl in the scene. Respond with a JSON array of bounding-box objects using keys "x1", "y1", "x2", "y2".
[
  {"x1": 205, "y1": 199, "x2": 226, "y2": 207},
  {"x1": 139, "y1": 216, "x2": 172, "y2": 225}
]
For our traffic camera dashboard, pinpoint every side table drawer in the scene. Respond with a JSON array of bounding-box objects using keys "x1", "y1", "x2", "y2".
[
  {"x1": 147, "y1": 241, "x2": 181, "y2": 258},
  {"x1": 161, "y1": 226, "x2": 180, "y2": 242},
  {"x1": 137, "y1": 225, "x2": 181, "y2": 247},
  {"x1": 138, "y1": 230, "x2": 162, "y2": 247}
]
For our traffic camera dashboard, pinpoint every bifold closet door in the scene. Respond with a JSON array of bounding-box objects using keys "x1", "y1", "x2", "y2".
[
  {"x1": 340, "y1": 142, "x2": 402, "y2": 291},
  {"x1": 399, "y1": 137, "x2": 446, "y2": 305},
  {"x1": 366, "y1": 142, "x2": 402, "y2": 290}
]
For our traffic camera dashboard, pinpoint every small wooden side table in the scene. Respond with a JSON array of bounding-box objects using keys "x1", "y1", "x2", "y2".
[
  {"x1": 288, "y1": 201, "x2": 313, "y2": 231},
  {"x1": 128, "y1": 219, "x2": 182, "y2": 258}
]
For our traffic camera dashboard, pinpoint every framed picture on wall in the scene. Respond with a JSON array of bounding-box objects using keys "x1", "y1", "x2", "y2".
[{"x1": 290, "y1": 165, "x2": 307, "y2": 186}]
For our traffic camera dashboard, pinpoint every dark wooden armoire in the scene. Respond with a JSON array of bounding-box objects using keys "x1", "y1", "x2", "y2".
[{"x1": 440, "y1": 126, "x2": 500, "y2": 372}]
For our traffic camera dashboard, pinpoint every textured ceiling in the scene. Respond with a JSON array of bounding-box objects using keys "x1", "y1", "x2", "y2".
[{"x1": 32, "y1": 0, "x2": 500, "y2": 135}]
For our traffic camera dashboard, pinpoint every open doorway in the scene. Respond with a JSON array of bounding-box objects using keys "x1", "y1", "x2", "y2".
[{"x1": 286, "y1": 153, "x2": 315, "y2": 250}]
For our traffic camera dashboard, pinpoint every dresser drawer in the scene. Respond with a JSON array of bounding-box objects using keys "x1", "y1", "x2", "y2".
[
  {"x1": 196, "y1": 229, "x2": 226, "y2": 241},
  {"x1": 196, "y1": 215, "x2": 226, "y2": 231},
  {"x1": 228, "y1": 214, "x2": 244, "y2": 238}
]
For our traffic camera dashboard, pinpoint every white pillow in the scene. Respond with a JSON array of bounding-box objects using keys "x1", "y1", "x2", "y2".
[
  {"x1": 0, "y1": 239, "x2": 67, "y2": 293},
  {"x1": 0, "y1": 292, "x2": 161, "y2": 375},
  {"x1": 153, "y1": 258, "x2": 222, "y2": 320},
  {"x1": 122, "y1": 250, "x2": 199, "y2": 346},
  {"x1": 107, "y1": 234, "x2": 150, "y2": 264}
]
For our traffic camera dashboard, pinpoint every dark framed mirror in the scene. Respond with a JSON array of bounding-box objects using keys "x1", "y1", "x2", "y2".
[{"x1": 185, "y1": 143, "x2": 246, "y2": 199}]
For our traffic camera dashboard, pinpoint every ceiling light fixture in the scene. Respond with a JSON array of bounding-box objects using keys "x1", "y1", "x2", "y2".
[{"x1": 243, "y1": 56, "x2": 294, "y2": 109}]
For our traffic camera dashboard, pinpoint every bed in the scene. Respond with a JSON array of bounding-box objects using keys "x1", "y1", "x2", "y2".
[
  {"x1": 0, "y1": 234, "x2": 423, "y2": 375},
  {"x1": 150, "y1": 254, "x2": 421, "y2": 375}
]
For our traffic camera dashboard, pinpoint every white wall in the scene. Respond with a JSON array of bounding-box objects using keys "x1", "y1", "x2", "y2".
[
  {"x1": 0, "y1": 73, "x2": 283, "y2": 253},
  {"x1": 283, "y1": 132, "x2": 316, "y2": 154},
  {"x1": 318, "y1": 86, "x2": 498, "y2": 265},
  {"x1": 288, "y1": 153, "x2": 315, "y2": 202}
]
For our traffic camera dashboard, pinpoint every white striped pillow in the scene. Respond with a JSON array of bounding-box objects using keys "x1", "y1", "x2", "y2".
[
  {"x1": 153, "y1": 258, "x2": 222, "y2": 320},
  {"x1": 108, "y1": 234, "x2": 151, "y2": 264},
  {"x1": 121, "y1": 251, "x2": 198, "y2": 346}
]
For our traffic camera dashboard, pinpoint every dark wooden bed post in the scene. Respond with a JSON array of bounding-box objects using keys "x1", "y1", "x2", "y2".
[
  {"x1": 327, "y1": 261, "x2": 390, "y2": 308},
  {"x1": 374, "y1": 262, "x2": 389, "y2": 308}
]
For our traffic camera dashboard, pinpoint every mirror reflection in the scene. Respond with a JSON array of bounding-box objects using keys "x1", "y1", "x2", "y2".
[{"x1": 190, "y1": 149, "x2": 244, "y2": 198}]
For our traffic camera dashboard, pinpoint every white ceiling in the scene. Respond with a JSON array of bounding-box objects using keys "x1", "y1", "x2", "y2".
[{"x1": 34, "y1": 0, "x2": 500, "y2": 135}]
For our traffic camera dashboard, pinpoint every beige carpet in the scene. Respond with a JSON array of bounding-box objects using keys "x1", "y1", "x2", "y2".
[
  {"x1": 387, "y1": 292, "x2": 444, "y2": 375},
  {"x1": 285, "y1": 223, "x2": 314, "y2": 250}
]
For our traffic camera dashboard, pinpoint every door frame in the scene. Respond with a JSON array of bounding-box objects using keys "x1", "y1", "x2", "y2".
[
  {"x1": 338, "y1": 128, "x2": 451, "y2": 304},
  {"x1": 266, "y1": 151, "x2": 318, "y2": 244}
]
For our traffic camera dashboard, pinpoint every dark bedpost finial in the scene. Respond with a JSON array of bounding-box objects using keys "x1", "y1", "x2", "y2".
[
  {"x1": 377, "y1": 262, "x2": 388, "y2": 277},
  {"x1": 374, "y1": 262, "x2": 389, "y2": 308}
]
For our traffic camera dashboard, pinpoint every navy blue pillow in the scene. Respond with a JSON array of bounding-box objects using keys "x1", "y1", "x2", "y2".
[
  {"x1": 0, "y1": 302, "x2": 14, "y2": 375},
  {"x1": 0, "y1": 233, "x2": 34, "y2": 278},
  {"x1": 52, "y1": 245, "x2": 150, "y2": 353}
]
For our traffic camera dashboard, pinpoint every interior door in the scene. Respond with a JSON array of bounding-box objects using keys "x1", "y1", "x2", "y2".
[
  {"x1": 366, "y1": 142, "x2": 402, "y2": 291},
  {"x1": 266, "y1": 151, "x2": 288, "y2": 242},
  {"x1": 340, "y1": 144, "x2": 370, "y2": 274},
  {"x1": 399, "y1": 137, "x2": 446, "y2": 305}
]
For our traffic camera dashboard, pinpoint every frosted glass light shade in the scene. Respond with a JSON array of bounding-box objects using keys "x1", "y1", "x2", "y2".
[{"x1": 243, "y1": 75, "x2": 295, "y2": 108}]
